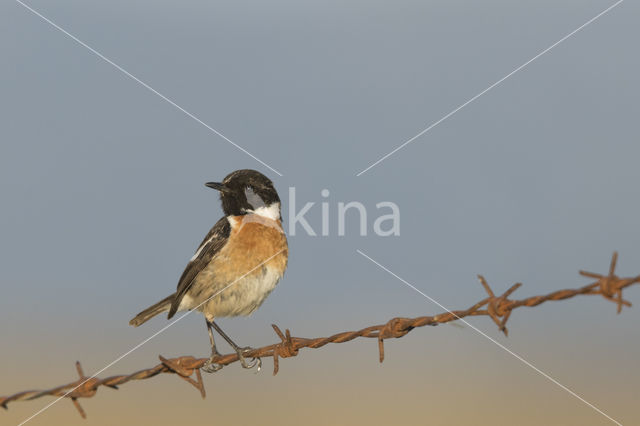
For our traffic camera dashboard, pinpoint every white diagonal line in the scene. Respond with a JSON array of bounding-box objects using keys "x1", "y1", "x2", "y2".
[
  {"x1": 18, "y1": 249, "x2": 286, "y2": 426},
  {"x1": 356, "y1": 0, "x2": 624, "y2": 176},
  {"x1": 14, "y1": 0, "x2": 283, "y2": 177},
  {"x1": 356, "y1": 249, "x2": 622, "y2": 425}
]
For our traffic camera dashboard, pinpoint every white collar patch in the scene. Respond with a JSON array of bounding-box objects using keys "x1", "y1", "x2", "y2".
[{"x1": 244, "y1": 202, "x2": 280, "y2": 220}]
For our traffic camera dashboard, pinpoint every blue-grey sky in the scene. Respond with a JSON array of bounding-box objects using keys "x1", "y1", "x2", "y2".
[{"x1": 1, "y1": 1, "x2": 639, "y2": 425}]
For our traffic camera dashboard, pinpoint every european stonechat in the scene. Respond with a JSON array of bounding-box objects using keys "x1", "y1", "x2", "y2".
[{"x1": 129, "y1": 169, "x2": 288, "y2": 372}]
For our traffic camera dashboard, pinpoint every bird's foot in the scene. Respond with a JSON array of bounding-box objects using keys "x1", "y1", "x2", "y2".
[
  {"x1": 201, "y1": 350, "x2": 224, "y2": 373},
  {"x1": 236, "y1": 346, "x2": 261, "y2": 371}
]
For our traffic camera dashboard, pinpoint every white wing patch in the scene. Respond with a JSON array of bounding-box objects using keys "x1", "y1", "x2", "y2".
[{"x1": 190, "y1": 236, "x2": 213, "y2": 261}]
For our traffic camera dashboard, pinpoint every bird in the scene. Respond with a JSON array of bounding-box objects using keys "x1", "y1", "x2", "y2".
[{"x1": 129, "y1": 169, "x2": 288, "y2": 372}]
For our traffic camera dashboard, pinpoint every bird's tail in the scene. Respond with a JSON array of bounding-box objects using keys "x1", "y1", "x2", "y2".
[{"x1": 129, "y1": 294, "x2": 174, "y2": 327}]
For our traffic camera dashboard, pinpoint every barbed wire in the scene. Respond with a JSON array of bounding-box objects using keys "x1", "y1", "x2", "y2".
[{"x1": 2, "y1": 252, "x2": 638, "y2": 419}]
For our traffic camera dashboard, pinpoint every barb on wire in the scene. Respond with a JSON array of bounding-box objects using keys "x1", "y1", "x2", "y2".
[{"x1": 2, "y1": 252, "x2": 638, "y2": 419}]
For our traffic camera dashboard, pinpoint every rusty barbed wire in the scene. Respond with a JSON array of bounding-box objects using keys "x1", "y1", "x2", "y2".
[{"x1": 1, "y1": 252, "x2": 638, "y2": 419}]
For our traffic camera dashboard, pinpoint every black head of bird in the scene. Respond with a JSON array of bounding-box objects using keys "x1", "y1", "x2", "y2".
[{"x1": 206, "y1": 169, "x2": 281, "y2": 218}]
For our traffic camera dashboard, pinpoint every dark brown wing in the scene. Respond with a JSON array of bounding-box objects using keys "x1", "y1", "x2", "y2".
[{"x1": 168, "y1": 217, "x2": 231, "y2": 318}]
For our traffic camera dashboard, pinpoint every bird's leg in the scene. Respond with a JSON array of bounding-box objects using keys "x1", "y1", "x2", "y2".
[
  {"x1": 201, "y1": 320, "x2": 224, "y2": 373},
  {"x1": 210, "y1": 320, "x2": 261, "y2": 370}
]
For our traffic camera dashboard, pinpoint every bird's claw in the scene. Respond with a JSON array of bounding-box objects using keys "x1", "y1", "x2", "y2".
[
  {"x1": 201, "y1": 350, "x2": 224, "y2": 373},
  {"x1": 237, "y1": 347, "x2": 261, "y2": 371},
  {"x1": 201, "y1": 359, "x2": 223, "y2": 373}
]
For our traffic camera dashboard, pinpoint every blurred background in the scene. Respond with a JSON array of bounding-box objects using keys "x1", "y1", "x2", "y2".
[{"x1": 1, "y1": 0, "x2": 638, "y2": 424}]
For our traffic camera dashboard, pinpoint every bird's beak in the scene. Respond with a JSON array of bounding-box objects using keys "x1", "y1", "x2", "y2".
[{"x1": 205, "y1": 182, "x2": 230, "y2": 193}]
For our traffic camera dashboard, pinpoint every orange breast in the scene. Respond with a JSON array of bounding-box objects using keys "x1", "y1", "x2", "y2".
[{"x1": 212, "y1": 215, "x2": 288, "y2": 283}]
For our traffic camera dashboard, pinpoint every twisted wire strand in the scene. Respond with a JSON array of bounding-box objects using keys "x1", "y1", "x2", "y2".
[{"x1": 1, "y1": 252, "x2": 638, "y2": 419}]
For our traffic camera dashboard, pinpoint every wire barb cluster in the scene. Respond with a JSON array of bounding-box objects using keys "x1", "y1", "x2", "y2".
[{"x1": 2, "y1": 252, "x2": 638, "y2": 419}]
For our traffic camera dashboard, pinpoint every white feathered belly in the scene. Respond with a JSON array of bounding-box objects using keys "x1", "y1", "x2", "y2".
[{"x1": 196, "y1": 265, "x2": 283, "y2": 318}]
